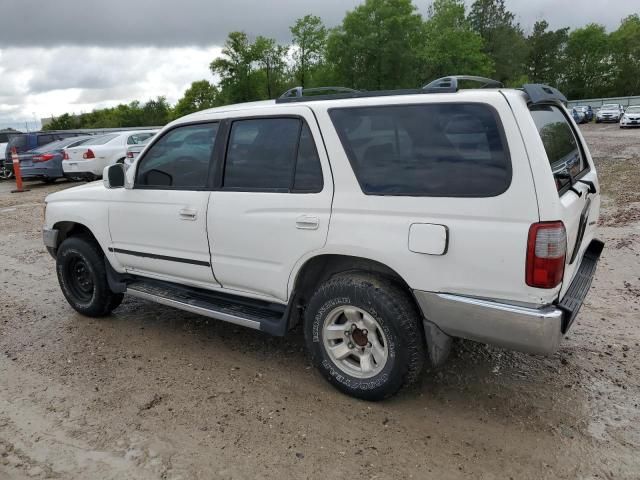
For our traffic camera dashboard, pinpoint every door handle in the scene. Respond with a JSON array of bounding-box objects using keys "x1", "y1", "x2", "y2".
[
  {"x1": 179, "y1": 208, "x2": 197, "y2": 221},
  {"x1": 296, "y1": 215, "x2": 319, "y2": 230}
]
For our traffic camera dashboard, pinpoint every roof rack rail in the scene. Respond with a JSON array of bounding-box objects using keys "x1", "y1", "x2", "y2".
[
  {"x1": 275, "y1": 75, "x2": 506, "y2": 104},
  {"x1": 279, "y1": 86, "x2": 360, "y2": 100},
  {"x1": 422, "y1": 76, "x2": 504, "y2": 93}
]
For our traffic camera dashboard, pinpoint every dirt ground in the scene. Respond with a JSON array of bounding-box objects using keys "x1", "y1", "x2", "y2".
[{"x1": 1, "y1": 123, "x2": 639, "y2": 479}]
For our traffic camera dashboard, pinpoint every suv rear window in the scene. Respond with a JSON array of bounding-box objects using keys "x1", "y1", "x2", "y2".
[
  {"x1": 329, "y1": 103, "x2": 511, "y2": 197},
  {"x1": 530, "y1": 105, "x2": 588, "y2": 191}
]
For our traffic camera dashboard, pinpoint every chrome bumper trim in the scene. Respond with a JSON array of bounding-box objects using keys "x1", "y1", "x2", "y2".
[
  {"x1": 414, "y1": 291, "x2": 563, "y2": 355},
  {"x1": 43, "y1": 228, "x2": 59, "y2": 249}
]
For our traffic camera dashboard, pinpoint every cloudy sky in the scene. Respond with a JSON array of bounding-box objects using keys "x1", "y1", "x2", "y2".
[{"x1": 0, "y1": 0, "x2": 637, "y2": 129}]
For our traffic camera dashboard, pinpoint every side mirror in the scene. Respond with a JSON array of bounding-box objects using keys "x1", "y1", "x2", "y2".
[{"x1": 103, "y1": 164, "x2": 125, "y2": 189}]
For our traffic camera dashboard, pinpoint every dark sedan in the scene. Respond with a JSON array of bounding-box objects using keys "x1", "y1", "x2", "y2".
[{"x1": 8, "y1": 136, "x2": 94, "y2": 183}]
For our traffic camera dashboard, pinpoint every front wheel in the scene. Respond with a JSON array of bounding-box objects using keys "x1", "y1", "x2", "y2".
[
  {"x1": 304, "y1": 273, "x2": 425, "y2": 400},
  {"x1": 56, "y1": 236, "x2": 123, "y2": 317}
]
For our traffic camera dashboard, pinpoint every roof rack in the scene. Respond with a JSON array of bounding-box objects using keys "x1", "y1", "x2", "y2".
[
  {"x1": 422, "y1": 76, "x2": 504, "y2": 93},
  {"x1": 275, "y1": 76, "x2": 570, "y2": 105}
]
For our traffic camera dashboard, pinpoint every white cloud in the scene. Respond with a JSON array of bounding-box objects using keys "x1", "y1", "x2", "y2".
[{"x1": 0, "y1": 46, "x2": 221, "y2": 127}]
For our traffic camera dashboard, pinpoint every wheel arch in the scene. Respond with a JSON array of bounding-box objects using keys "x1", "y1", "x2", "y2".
[{"x1": 286, "y1": 253, "x2": 414, "y2": 330}]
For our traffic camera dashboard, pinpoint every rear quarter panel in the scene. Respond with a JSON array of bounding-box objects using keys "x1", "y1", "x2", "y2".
[{"x1": 304, "y1": 91, "x2": 550, "y2": 306}]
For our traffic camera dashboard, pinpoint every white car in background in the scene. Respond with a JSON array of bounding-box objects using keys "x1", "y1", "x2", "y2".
[
  {"x1": 124, "y1": 135, "x2": 155, "y2": 169},
  {"x1": 63, "y1": 130, "x2": 158, "y2": 180},
  {"x1": 620, "y1": 105, "x2": 640, "y2": 128}
]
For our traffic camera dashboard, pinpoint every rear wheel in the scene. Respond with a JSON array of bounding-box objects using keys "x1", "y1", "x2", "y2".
[
  {"x1": 56, "y1": 236, "x2": 123, "y2": 317},
  {"x1": 304, "y1": 273, "x2": 425, "y2": 400},
  {"x1": 0, "y1": 164, "x2": 13, "y2": 180}
]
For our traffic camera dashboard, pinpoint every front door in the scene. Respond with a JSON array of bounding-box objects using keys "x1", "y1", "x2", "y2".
[
  {"x1": 108, "y1": 122, "x2": 221, "y2": 289},
  {"x1": 207, "y1": 108, "x2": 333, "y2": 302}
]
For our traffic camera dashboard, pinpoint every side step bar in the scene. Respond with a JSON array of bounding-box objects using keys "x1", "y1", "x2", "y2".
[{"x1": 126, "y1": 278, "x2": 289, "y2": 336}]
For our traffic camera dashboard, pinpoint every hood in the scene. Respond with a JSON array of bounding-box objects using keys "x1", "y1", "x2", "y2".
[{"x1": 45, "y1": 180, "x2": 104, "y2": 203}]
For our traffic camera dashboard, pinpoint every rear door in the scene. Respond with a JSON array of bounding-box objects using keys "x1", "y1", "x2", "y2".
[
  {"x1": 207, "y1": 106, "x2": 333, "y2": 302},
  {"x1": 528, "y1": 104, "x2": 600, "y2": 296}
]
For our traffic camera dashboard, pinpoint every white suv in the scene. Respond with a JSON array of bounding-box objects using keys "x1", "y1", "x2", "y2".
[{"x1": 43, "y1": 77, "x2": 604, "y2": 400}]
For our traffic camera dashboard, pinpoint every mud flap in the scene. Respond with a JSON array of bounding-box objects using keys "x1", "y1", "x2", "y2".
[{"x1": 423, "y1": 319, "x2": 452, "y2": 367}]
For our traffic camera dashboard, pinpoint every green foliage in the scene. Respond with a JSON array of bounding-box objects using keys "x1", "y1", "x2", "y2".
[
  {"x1": 526, "y1": 20, "x2": 569, "y2": 86},
  {"x1": 609, "y1": 14, "x2": 640, "y2": 96},
  {"x1": 290, "y1": 15, "x2": 327, "y2": 88},
  {"x1": 173, "y1": 80, "x2": 221, "y2": 119},
  {"x1": 45, "y1": 2, "x2": 640, "y2": 129},
  {"x1": 468, "y1": 0, "x2": 528, "y2": 84},
  {"x1": 422, "y1": 0, "x2": 493, "y2": 80},
  {"x1": 563, "y1": 24, "x2": 611, "y2": 99},
  {"x1": 326, "y1": 0, "x2": 423, "y2": 90},
  {"x1": 44, "y1": 97, "x2": 170, "y2": 130}
]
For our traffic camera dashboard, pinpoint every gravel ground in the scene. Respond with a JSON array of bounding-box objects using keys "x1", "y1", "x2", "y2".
[{"x1": 1, "y1": 123, "x2": 639, "y2": 479}]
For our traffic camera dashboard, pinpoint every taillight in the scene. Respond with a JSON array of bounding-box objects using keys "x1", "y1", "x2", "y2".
[
  {"x1": 526, "y1": 221, "x2": 567, "y2": 289},
  {"x1": 82, "y1": 149, "x2": 95, "y2": 159},
  {"x1": 126, "y1": 151, "x2": 134, "y2": 158},
  {"x1": 63, "y1": 150, "x2": 69, "y2": 160},
  {"x1": 32, "y1": 153, "x2": 55, "y2": 163}
]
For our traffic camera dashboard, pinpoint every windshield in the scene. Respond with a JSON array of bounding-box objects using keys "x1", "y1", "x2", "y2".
[
  {"x1": 30, "y1": 137, "x2": 92, "y2": 153},
  {"x1": 601, "y1": 104, "x2": 619, "y2": 110},
  {"x1": 626, "y1": 106, "x2": 640, "y2": 114}
]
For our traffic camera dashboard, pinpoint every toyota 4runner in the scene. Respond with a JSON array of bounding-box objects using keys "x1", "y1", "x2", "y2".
[{"x1": 43, "y1": 77, "x2": 604, "y2": 400}]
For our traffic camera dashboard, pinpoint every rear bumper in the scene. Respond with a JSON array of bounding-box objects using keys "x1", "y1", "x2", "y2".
[{"x1": 415, "y1": 239, "x2": 604, "y2": 356}]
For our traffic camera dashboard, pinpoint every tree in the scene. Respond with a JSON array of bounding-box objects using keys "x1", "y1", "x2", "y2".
[
  {"x1": 421, "y1": 0, "x2": 493, "y2": 81},
  {"x1": 252, "y1": 36, "x2": 289, "y2": 98},
  {"x1": 326, "y1": 0, "x2": 423, "y2": 90},
  {"x1": 173, "y1": 80, "x2": 221, "y2": 118},
  {"x1": 142, "y1": 97, "x2": 171, "y2": 126},
  {"x1": 526, "y1": 20, "x2": 569, "y2": 86},
  {"x1": 609, "y1": 14, "x2": 640, "y2": 96},
  {"x1": 210, "y1": 32, "x2": 261, "y2": 104},
  {"x1": 290, "y1": 15, "x2": 327, "y2": 88},
  {"x1": 468, "y1": 0, "x2": 527, "y2": 84},
  {"x1": 563, "y1": 24, "x2": 611, "y2": 99}
]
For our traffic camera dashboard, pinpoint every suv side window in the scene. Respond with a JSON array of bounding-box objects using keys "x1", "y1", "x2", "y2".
[
  {"x1": 293, "y1": 123, "x2": 323, "y2": 192},
  {"x1": 136, "y1": 123, "x2": 218, "y2": 189},
  {"x1": 330, "y1": 103, "x2": 511, "y2": 197},
  {"x1": 530, "y1": 105, "x2": 588, "y2": 192},
  {"x1": 223, "y1": 118, "x2": 323, "y2": 192}
]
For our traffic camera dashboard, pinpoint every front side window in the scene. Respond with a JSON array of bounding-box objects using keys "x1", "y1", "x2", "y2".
[
  {"x1": 530, "y1": 105, "x2": 588, "y2": 191},
  {"x1": 223, "y1": 118, "x2": 323, "y2": 192},
  {"x1": 136, "y1": 123, "x2": 218, "y2": 189},
  {"x1": 329, "y1": 103, "x2": 511, "y2": 196}
]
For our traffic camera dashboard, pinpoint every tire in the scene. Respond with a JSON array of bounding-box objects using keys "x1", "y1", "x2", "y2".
[
  {"x1": 304, "y1": 272, "x2": 425, "y2": 401},
  {"x1": 0, "y1": 164, "x2": 13, "y2": 180},
  {"x1": 56, "y1": 236, "x2": 124, "y2": 317}
]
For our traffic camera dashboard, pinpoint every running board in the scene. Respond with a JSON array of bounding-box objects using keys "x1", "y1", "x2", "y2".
[{"x1": 125, "y1": 278, "x2": 289, "y2": 335}]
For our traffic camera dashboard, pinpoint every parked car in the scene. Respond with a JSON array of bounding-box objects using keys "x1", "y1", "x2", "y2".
[
  {"x1": 0, "y1": 129, "x2": 19, "y2": 180},
  {"x1": 619, "y1": 105, "x2": 640, "y2": 128},
  {"x1": 43, "y1": 78, "x2": 603, "y2": 400},
  {"x1": 595, "y1": 104, "x2": 624, "y2": 123},
  {"x1": 63, "y1": 130, "x2": 158, "y2": 180},
  {"x1": 124, "y1": 135, "x2": 155, "y2": 169},
  {"x1": 4, "y1": 131, "x2": 88, "y2": 160},
  {"x1": 573, "y1": 105, "x2": 593, "y2": 122},
  {"x1": 6, "y1": 136, "x2": 94, "y2": 183},
  {"x1": 570, "y1": 107, "x2": 586, "y2": 124}
]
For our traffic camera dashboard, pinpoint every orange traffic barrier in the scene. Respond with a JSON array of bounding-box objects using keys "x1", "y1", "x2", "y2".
[{"x1": 10, "y1": 146, "x2": 29, "y2": 193}]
